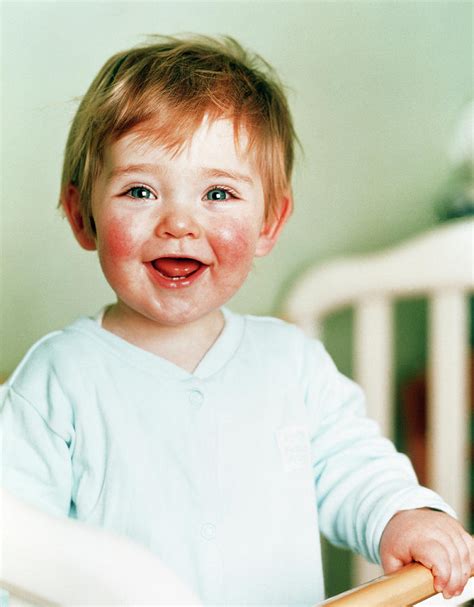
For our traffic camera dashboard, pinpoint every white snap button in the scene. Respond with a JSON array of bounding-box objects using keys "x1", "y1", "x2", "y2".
[
  {"x1": 201, "y1": 523, "x2": 216, "y2": 540},
  {"x1": 188, "y1": 389, "x2": 204, "y2": 406}
]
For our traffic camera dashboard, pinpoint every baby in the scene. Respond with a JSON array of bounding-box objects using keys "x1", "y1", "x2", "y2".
[{"x1": 1, "y1": 35, "x2": 472, "y2": 604}]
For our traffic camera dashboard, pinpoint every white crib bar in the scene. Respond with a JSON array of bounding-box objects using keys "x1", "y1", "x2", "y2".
[
  {"x1": 354, "y1": 297, "x2": 393, "y2": 441},
  {"x1": 300, "y1": 314, "x2": 319, "y2": 340},
  {"x1": 428, "y1": 291, "x2": 470, "y2": 525},
  {"x1": 353, "y1": 297, "x2": 393, "y2": 584}
]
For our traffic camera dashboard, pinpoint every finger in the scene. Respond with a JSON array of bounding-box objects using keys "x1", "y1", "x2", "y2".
[
  {"x1": 466, "y1": 533, "x2": 474, "y2": 572},
  {"x1": 381, "y1": 553, "x2": 404, "y2": 574},
  {"x1": 419, "y1": 541, "x2": 451, "y2": 595},
  {"x1": 460, "y1": 532, "x2": 474, "y2": 583},
  {"x1": 446, "y1": 530, "x2": 472, "y2": 596},
  {"x1": 439, "y1": 535, "x2": 462, "y2": 599}
]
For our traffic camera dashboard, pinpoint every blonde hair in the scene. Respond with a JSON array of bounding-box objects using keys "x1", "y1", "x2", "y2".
[{"x1": 60, "y1": 34, "x2": 297, "y2": 237}]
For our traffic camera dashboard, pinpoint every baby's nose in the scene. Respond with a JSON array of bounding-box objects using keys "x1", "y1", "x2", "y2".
[{"x1": 155, "y1": 208, "x2": 201, "y2": 239}]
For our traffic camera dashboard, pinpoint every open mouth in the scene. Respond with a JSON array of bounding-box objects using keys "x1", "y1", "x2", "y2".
[{"x1": 149, "y1": 257, "x2": 208, "y2": 287}]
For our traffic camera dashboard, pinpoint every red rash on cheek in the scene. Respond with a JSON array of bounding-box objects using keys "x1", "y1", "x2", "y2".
[
  {"x1": 99, "y1": 217, "x2": 135, "y2": 258},
  {"x1": 211, "y1": 220, "x2": 257, "y2": 262}
]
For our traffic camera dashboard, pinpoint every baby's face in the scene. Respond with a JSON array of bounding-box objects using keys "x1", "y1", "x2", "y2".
[{"x1": 89, "y1": 117, "x2": 280, "y2": 327}]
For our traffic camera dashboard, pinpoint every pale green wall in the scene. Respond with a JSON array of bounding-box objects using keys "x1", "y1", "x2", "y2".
[{"x1": 1, "y1": 1, "x2": 471, "y2": 374}]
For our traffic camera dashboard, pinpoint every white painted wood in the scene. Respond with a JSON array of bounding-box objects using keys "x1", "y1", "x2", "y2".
[
  {"x1": 427, "y1": 292, "x2": 470, "y2": 524},
  {"x1": 284, "y1": 219, "x2": 474, "y2": 322},
  {"x1": 354, "y1": 298, "x2": 393, "y2": 436},
  {"x1": 353, "y1": 298, "x2": 393, "y2": 584},
  {"x1": 300, "y1": 314, "x2": 319, "y2": 340},
  {"x1": 353, "y1": 558, "x2": 384, "y2": 589}
]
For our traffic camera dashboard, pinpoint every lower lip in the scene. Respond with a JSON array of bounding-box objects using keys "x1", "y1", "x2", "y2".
[{"x1": 145, "y1": 261, "x2": 209, "y2": 289}]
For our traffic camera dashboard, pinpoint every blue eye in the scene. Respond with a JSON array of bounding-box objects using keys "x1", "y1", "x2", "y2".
[
  {"x1": 127, "y1": 186, "x2": 155, "y2": 200},
  {"x1": 206, "y1": 188, "x2": 231, "y2": 201}
]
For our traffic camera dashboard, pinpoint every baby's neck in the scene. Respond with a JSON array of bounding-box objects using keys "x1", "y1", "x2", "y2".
[{"x1": 101, "y1": 304, "x2": 225, "y2": 374}]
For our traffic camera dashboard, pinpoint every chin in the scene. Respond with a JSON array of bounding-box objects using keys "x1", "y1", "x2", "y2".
[{"x1": 141, "y1": 304, "x2": 220, "y2": 327}]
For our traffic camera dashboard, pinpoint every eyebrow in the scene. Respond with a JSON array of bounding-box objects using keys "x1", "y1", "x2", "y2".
[
  {"x1": 107, "y1": 164, "x2": 157, "y2": 179},
  {"x1": 199, "y1": 168, "x2": 255, "y2": 186},
  {"x1": 107, "y1": 164, "x2": 254, "y2": 185}
]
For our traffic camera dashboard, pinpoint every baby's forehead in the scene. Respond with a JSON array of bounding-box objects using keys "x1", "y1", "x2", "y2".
[
  {"x1": 104, "y1": 116, "x2": 259, "y2": 177},
  {"x1": 119, "y1": 115, "x2": 251, "y2": 152}
]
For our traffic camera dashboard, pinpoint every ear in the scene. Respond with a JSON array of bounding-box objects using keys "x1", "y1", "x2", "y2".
[
  {"x1": 255, "y1": 193, "x2": 293, "y2": 257},
  {"x1": 62, "y1": 184, "x2": 96, "y2": 251}
]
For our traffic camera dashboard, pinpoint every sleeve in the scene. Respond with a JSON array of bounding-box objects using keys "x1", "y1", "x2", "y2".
[
  {"x1": 305, "y1": 340, "x2": 456, "y2": 564},
  {"x1": 1, "y1": 382, "x2": 74, "y2": 518}
]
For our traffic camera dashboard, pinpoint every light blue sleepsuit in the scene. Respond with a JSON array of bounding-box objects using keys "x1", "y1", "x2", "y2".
[{"x1": 1, "y1": 308, "x2": 453, "y2": 604}]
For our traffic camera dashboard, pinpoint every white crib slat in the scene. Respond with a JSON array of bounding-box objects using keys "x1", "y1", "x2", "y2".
[
  {"x1": 354, "y1": 298, "x2": 393, "y2": 436},
  {"x1": 353, "y1": 297, "x2": 393, "y2": 584},
  {"x1": 428, "y1": 291, "x2": 469, "y2": 524},
  {"x1": 300, "y1": 314, "x2": 319, "y2": 340}
]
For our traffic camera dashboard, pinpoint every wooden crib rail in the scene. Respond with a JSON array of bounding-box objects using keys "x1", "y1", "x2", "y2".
[{"x1": 319, "y1": 558, "x2": 474, "y2": 607}]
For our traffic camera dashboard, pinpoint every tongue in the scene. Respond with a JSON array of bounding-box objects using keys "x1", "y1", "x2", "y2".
[{"x1": 153, "y1": 257, "x2": 202, "y2": 278}]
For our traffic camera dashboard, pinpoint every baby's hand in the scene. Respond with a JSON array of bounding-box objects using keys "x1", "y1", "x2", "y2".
[{"x1": 379, "y1": 508, "x2": 474, "y2": 599}]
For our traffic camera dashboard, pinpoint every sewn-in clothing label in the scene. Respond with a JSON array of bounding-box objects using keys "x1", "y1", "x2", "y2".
[{"x1": 275, "y1": 425, "x2": 311, "y2": 473}]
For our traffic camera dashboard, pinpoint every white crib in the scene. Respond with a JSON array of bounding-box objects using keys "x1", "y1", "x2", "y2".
[{"x1": 283, "y1": 218, "x2": 474, "y2": 604}]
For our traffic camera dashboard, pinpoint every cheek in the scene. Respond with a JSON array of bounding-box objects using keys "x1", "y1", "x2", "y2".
[
  {"x1": 98, "y1": 217, "x2": 136, "y2": 259},
  {"x1": 210, "y1": 220, "x2": 258, "y2": 263}
]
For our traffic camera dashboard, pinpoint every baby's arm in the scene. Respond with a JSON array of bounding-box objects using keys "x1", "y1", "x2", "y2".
[
  {"x1": 305, "y1": 339, "x2": 470, "y2": 584},
  {"x1": 380, "y1": 508, "x2": 474, "y2": 599}
]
